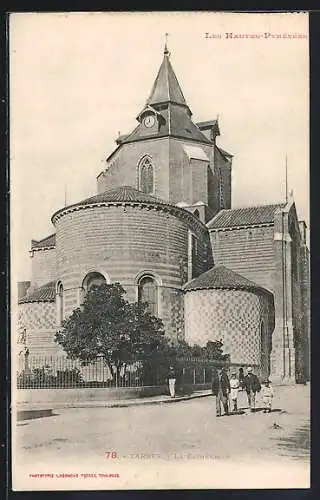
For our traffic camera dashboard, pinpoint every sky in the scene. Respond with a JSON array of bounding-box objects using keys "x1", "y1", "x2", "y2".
[{"x1": 10, "y1": 12, "x2": 309, "y2": 282}]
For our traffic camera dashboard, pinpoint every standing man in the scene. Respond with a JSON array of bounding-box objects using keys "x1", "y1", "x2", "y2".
[
  {"x1": 168, "y1": 366, "x2": 176, "y2": 398},
  {"x1": 243, "y1": 366, "x2": 261, "y2": 412},
  {"x1": 238, "y1": 367, "x2": 245, "y2": 390},
  {"x1": 212, "y1": 367, "x2": 231, "y2": 417}
]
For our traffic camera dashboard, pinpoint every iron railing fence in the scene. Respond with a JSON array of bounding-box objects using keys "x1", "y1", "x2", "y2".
[{"x1": 16, "y1": 354, "x2": 232, "y2": 389}]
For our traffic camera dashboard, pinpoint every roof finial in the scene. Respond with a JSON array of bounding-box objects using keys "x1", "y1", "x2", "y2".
[
  {"x1": 64, "y1": 183, "x2": 68, "y2": 207},
  {"x1": 164, "y1": 32, "x2": 170, "y2": 56}
]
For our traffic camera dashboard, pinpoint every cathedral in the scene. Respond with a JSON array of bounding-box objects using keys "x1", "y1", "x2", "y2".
[{"x1": 17, "y1": 44, "x2": 310, "y2": 384}]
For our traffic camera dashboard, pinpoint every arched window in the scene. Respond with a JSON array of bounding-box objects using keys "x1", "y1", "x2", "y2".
[
  {"x1": 139, "y1": 156, "x2": 154, "y2": 194},
  {"x1": 57, "y1": 282, "x2": 64, "y2": 325},
  {"x1": 82, "y1": 272, "x2": 106, "y2": 293},
  {"x1": 188, "y1": 231, "x2": 199, "y2": 280},
  {"x1": 138, "y1": 275, "x2": 158, "y2": 316}
]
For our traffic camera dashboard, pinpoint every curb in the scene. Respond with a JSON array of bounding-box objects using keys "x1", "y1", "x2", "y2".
[
  {"x1": 16, "y1": 391, "x2": 212, "y2": 414},
  {"x1": 107, "y1": 391, "x2": 212, "y2": 408}
]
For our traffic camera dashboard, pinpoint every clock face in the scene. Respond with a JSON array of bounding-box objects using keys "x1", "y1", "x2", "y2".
[{"x1": 143, "y1": 115, "x2": 156, "y2": 128}]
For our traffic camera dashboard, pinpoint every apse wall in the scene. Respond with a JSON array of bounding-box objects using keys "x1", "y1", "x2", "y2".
[
  {"x1": 52, "y1": 193, "x2": 212, "y2": 340},
  {"x1": 184, "y1": 288, "x2": 274, "y2": 378}
]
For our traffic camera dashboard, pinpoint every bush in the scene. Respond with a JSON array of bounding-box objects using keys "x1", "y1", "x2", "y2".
[{"x1": 17, "y1": 366, "x2": 84, "y2": 388}]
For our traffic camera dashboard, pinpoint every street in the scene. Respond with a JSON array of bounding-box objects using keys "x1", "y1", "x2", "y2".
[{"x1": 13, "y1": 385, "x2": 310, "y2": 489}]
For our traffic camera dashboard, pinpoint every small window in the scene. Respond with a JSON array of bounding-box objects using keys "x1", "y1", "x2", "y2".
[
  {"x1": 188, "y1": 232, "x2": 199, "y2": 281},
  {"x1": 191, "y1": 234, "x2": 198, "y2": 278},
  {"x1": 57, "y1": 282, "x2": 64, "y2": 324}
]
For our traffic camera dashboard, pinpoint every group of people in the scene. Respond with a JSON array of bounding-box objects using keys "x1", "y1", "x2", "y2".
[
  {"x1": 211, "y1": 366, "x2": 274, "y2": 416},
  {"x1": 167, "y1": 365, "x2": 274, "y2": 416}
]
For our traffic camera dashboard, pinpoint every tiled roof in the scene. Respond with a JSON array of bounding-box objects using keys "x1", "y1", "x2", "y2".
[
  {"x1": 183, "y1": 266, "x2": 272, "y2": 295},
  {"x1": 66, "y1": 186, "x2": 171, "y2": 207},
  {"x1": 169, "y1": 104, "x2": 212, "y2": 143},
  {"x1": 18, "y1": 281, "x2": 56, "y2": 304},
  {"x1": 207, "y1": 204, "x2": 285, "y2": 230},
  {"x1": 31, "y1": 233, "x2": 56, "y2": 249},
  {"x1": 51, "y1": 185, "x2": 207, "y2": 229},
  {"x1": 18, "y1": 281, "x2": 31, "y2": 301}
]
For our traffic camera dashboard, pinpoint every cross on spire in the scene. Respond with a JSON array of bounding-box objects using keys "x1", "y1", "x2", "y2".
[{"x1": 164, "y1": 32, "x2": 170, "y2": 56}]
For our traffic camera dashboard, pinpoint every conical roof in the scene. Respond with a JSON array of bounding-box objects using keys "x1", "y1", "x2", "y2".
[
  {"x1": 146, "y1": 52, "x2": 187, "y2": 107},
  {"x1": 59, "y1": 186, "x2": 171, "y2": 209},
  {"x1": 112, "y1": 48, "x2": 212, "y2": 149},
  {"x1": 51, "y1": 185, "x2": 207, "y2": 227},
  {"x1": 183, "y1": 266, "x2": 272, "y2": 296}
]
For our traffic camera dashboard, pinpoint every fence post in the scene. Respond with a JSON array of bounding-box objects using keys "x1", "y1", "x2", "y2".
[
  {"x1": 203, "y1": 367, "x2": 206, "y2": 384},
  {"x1": 193, "y1": 367, "x2": 196, "y2": 385},
  {"x1": 24, "y1": 350, "x2": 29, "y2": 372}
]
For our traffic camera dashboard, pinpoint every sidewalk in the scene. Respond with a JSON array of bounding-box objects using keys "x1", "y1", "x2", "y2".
[
  {"x1": 16, "y1": 389, "x2": 213, "y2": 416},
  {"x1": 15, "y1": 383, "x2": 310, "y2": 417}
]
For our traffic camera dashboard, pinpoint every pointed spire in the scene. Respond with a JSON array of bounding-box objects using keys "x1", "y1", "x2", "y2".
[{"x1": 146, "y1": 43, "x2": 188, "y2": 109}]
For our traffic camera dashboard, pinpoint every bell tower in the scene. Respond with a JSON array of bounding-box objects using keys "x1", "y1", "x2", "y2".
[{"x1": 97, "y1": 40, "x2": 233, "y2": 223}]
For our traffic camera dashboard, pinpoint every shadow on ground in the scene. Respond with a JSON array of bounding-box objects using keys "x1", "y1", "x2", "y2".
[
  {"x1": 252, "y1": 407, "x2": 284, "y2": 414},
  {"x1": 274, "y1": 423, "x2": 310, "y2": 460},
  {"x1": 17, "y1": 410, "x2": 59, "y2": 422},
  {"x1": 231, "y1": 407, "x2": 285, "y2": 414},
  {"x1": 214, "y1": 407, "x2": 286, "y2": 417}
]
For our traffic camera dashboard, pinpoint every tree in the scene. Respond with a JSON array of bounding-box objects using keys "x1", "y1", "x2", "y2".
[
  {"x1": 202, "y1": 340, "x2": 229, "y2": 360},
  {"x1": 55, "y1": 283, "x2": 167, "y2": 384},
  {"x1": 169, "y1": 339, "x2": 228, "y2": 360}
]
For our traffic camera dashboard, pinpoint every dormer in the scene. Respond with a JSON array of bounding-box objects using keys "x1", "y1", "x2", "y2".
[
  {"x1": 136, "y1": 105, "x2": 165, "y2": 136},
  {"x1": 196, "y1": 119, "x2": 220, "y2": 143}
]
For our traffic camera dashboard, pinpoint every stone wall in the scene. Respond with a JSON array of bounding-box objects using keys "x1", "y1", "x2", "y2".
[
  {"x1": 18, "y1": 302, "x2": 61, "y2": 355},
  {"x1": 167, "y1": 139, "x2": 213, "y2": 206},
  {"x1": 214, "y1": 146, "x2": 232, "y2": 211},
  {"x1": 97, "y1": 138, "x2": 170, "y2": 200},
  {"x1": 16, "y1": 386, "x2": 169, "y2": 405},
  {"x1": 298, "y1": 245, "x2": 310, "y2": 380},
  {"x1": 209, "y1": 225, "x2": 275, "y2": 291},
  {"x1": 97, "y1": 137, "x2": 222, "y2": 214},
  {"x1": 30, "y1": 248, "x2": 57, "y2": 288}
]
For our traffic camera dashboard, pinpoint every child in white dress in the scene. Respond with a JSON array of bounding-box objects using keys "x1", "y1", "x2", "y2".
[
  {"x1": 261, "y1": 379, "x2": 274, "y2": 413},
  {"x1": 229, "y1": 373, "x2": 240, "y2": 412}
]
